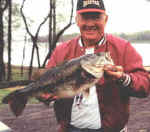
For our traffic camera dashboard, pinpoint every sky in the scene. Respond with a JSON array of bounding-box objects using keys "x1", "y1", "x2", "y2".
[
  {"x1": 15, "y1": 0, "x2": 150, "y2": 34},
  {"x1": 104, "y1": 0, "x2": 150, "y2": 33}
]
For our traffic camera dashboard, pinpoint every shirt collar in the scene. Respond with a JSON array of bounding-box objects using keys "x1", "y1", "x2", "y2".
[{"x1": 79, "y1": 34, "x2": 106, "y2": 47}]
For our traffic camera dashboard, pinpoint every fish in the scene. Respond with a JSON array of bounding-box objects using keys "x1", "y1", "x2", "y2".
[{"x1": 2, "y1": 52, "x2": 113, "y2": 116}]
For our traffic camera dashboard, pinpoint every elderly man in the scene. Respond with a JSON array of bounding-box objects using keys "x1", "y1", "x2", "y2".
[{"x1": 44, "y1": 0, "x2": 150, "y2": 132}]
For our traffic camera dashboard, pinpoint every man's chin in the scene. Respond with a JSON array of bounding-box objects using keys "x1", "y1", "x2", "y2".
[
  {"x1": 82, "y1": 32, "x2": 100, "y2": 39},
  {"x1": 83, "y1": 36, "x2": 99, "y2": 41}
]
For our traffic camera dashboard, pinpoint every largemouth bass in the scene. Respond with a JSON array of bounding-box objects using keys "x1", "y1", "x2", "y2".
[{"x1": 2, "y1": 52, "x2": 113, "y2": 116}]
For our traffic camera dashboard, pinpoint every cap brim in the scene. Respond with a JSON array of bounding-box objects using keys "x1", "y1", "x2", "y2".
[{"x1": 77, "y1": 9, "x2": 105, "y2": 14}]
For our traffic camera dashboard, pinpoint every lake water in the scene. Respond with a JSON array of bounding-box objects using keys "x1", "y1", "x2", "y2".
[
  {"x1": 132, "y1": 43, "x2": 150, "y2": 66},
  {"x1": 3, "y1": 42, "x2": 150, "y2": 67},
  {"x1": 4, "y1": 42, "x2": 49, "y2": 67}
]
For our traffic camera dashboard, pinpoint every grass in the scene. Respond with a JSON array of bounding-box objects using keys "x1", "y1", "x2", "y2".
[
  {"x1": 0, "y1": 89, "x2": 11, "y2": 108},
  {"x1": 5, "y1": 66, "x2": 29, "y2": 81}
]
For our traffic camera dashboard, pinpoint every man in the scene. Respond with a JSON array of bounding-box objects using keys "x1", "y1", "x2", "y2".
[{"x1": 45, "y1": 0, "x2": 150, "y2": 132}]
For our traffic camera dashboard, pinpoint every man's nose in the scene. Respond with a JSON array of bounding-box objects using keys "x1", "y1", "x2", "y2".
[{"x1": 85, "y1": 19, "x2": 96, "y2": 26}]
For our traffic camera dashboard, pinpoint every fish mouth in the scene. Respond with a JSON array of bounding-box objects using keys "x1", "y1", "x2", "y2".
[{"x1": 81, "y1": 64, "x2": 104, "y2": 78}]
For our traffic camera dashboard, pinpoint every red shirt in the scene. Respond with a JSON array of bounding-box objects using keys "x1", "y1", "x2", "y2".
[{"x1": 46, "y1": 34, "x2": 150, "y2": 131}]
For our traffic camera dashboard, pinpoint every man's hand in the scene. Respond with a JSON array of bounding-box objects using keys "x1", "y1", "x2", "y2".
[
  {"x1": 57, "y1": 121, "x2": 67, "y2": 132},
  {"x1": 103, "y1": 64, "x2": 124, "y2": 80}
]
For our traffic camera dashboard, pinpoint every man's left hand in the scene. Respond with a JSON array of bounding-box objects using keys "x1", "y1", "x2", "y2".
[{"x1": 103, "y1": 64, "x2": 124, "y2": 80}]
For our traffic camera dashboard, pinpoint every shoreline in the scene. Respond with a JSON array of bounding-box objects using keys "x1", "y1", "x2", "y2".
[{"x1": 5, "y1": 63, "x2": 39, "y2": 70}]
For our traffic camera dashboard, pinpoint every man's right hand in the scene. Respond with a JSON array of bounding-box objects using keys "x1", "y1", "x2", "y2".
[{"x1": 57, "y1": 121, "x2": 67, "y2": 132}]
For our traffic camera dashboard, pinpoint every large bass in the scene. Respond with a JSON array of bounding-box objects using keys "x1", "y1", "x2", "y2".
[{"x1": 2, "y1": 52, "x2": 113, "y2": 116}]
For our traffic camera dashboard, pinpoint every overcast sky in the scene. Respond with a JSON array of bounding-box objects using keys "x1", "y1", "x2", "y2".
[
  {"x1": 104, "y1": 0, "x2": 150, "y2": 33},
  {"x1": 16, "y1": 0, "x2": 150, "y2": 34}
]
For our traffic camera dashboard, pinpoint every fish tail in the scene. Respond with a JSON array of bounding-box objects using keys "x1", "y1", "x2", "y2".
[{"x1": 2, "y1": 91, "x2": 28, "y2": 117}]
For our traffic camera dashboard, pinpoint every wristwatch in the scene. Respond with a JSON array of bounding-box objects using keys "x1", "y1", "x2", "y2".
[{"x1": 117, "y1": 73, "x2": 131, "y2": 87}]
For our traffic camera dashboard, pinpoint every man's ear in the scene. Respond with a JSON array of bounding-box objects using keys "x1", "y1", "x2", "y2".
[
  {"x1": 75, "y1": 15, "x2": 79, "y2": 26},
  {"x1": 105, "y1": 15, "x2": 108, "y2": 23}
]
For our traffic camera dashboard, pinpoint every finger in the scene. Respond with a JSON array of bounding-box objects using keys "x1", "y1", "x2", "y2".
[
  {"x1": 104, "y1": 64, "x2": 116, "y2": 71},
  {"x1": 115, "y1": 66, "x2": 123, "y2": 72},
  {"x1": 105, "y1": 70, "x2": 123, "y2": 79},
  {"x1": 104, "y1": 65, "x2": 123, "y2": 72}
]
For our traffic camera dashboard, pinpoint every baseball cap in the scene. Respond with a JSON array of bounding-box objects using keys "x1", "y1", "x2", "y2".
[{"x1": 77, "y1": 0, "x2": 106, "y2": 14}]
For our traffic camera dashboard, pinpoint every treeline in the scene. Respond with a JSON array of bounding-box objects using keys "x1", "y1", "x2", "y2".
[
  {"x1": 115, "y1": 31, "x2": 150, "y2": 43},
  {"x1": 59, "y1": 31, "x2": 150, "y2": 43}
]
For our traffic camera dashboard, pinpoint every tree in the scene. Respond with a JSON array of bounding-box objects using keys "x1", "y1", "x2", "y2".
[
  {"x1": 0, "y1": 0, "x2": 8, "y2": 81},
  {"x1": 0, "y1": 0, "x2": 74, "y2": 83},
  {"x1": 4, "y1": 2, "x2": 21, "y2": 31},
  {"x1": 20, "y1": 0, "x2": 49, "y2": 79},
  {"x1": 42, "y1": 0, "x2": 74, "y2": 67},
  {"x1": 21, "y1": 0, "x2": 74, "y2": 78},
  {"x1": 4, "y1": 2, "x2": 22, "y2": 81},
  {"x1": 7, "y1": 0, "x2": 12, "y2": 81}
]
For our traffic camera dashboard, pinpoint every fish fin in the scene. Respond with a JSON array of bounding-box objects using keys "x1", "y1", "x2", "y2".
[
  {"x1": 36, "y1": 94, "x2": 57, "y2": 106},
  {"x1": 2, "y1": 92, "x2": 28, "y2": 117},
  {"x1": 36, "y1": 96, "x2": 54, "y2": 106}
]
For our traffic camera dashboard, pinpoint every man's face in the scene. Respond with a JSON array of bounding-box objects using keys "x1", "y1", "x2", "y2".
[{"x1": 76, "y1": 12, "x2": 108, "y2": 42}]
